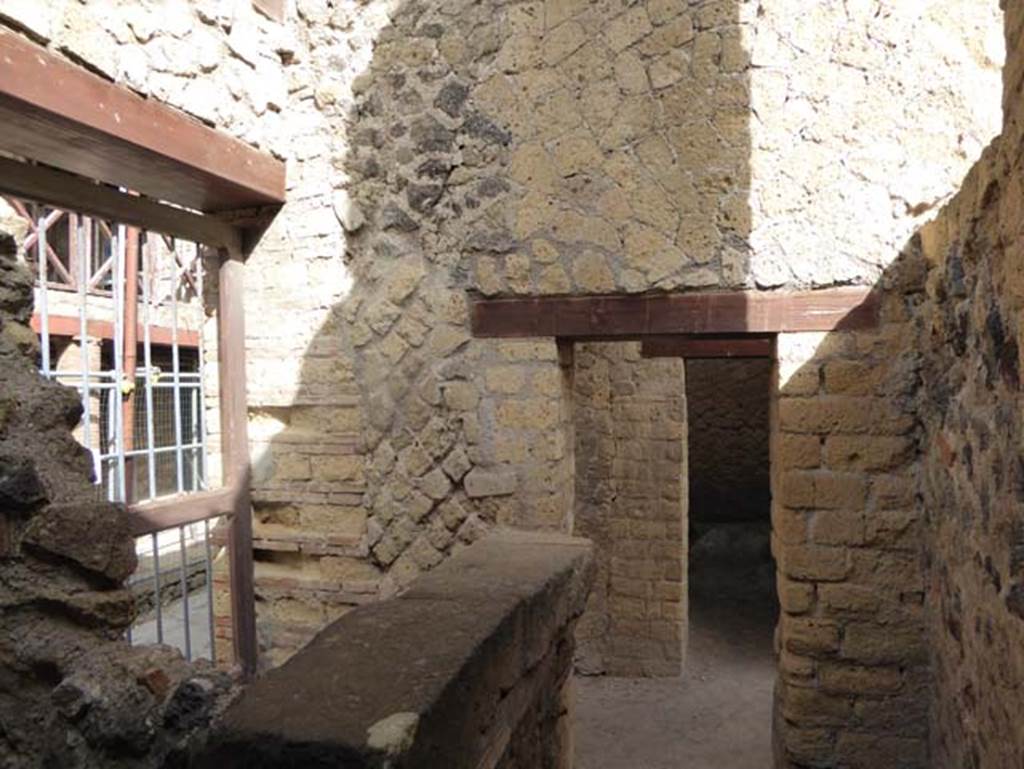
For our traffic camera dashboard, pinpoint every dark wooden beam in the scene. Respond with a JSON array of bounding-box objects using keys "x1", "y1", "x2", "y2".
[
  {"x1": 0, "y1": 29, "x2": 285, "y2": 213},
  {"x1": 641, "y1": 335, "x2": 774, "y2": 359},
  {"x1": 219, "y1": 245, "x2": 257, "y2": 679},
  {"x1": 470, "y1": 287, "x2": 879, "y2": 338},
  {"x1": 0, "y1": 156, "x2": 241, "y2": 249}
]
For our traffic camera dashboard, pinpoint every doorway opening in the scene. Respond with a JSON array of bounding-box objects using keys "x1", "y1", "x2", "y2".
[{"x1": 572, "y1": 344, "x2": 777, "y2": 769}]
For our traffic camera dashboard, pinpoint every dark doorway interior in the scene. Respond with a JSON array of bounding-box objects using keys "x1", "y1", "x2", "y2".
[
  {"x1": 681, "y1": 357, "x2": 778, "y2": 767},
  {"x1": 686, "y1": 357, "x2": 778, "y2": 635}
]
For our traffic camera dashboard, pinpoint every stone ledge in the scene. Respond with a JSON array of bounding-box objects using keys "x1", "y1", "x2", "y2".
[{"x1": 198, "y1": 530, "x2": 594, "y2": 768}]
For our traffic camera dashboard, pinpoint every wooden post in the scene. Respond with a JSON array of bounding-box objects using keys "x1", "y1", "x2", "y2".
[{"x1": 218, "y1": 242, "x2": 257, "y2": 677}]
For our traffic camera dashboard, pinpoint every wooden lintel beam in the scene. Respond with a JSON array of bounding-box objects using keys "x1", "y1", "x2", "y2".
[
  {"x1": 0, "y1": 29, "x2": 285, "y2": 213},
  {"x1": 470, "y1": 287, "x2": 879, "y2": 338},
  {"x1": 0, "y1": 156, "x2": 240, "y2": 249},
  {"x1": 642, "y1": 335, "x2": 774, "y2": 359}
]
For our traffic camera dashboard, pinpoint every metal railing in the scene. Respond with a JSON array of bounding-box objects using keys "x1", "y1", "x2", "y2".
[{"x1": 126, "y1": 519, "x2": 220, "y2": 663}]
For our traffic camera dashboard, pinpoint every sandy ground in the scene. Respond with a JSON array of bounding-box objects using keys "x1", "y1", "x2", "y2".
[{"x1": 575, "y1": 552, "x2": 777, "y2": 769}]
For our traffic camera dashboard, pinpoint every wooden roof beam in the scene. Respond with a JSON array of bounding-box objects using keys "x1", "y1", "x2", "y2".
[
  {"x1": 0, "y1": 156, "x2": 240, "y2": 249},
  {"x1": 0, "y1": 28, "x2": 285, "y2": 214}
]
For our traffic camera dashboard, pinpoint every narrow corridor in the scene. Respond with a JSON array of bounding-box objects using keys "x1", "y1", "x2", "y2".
[{"x1": 575, "y1": 524, "x2": 776, "y2": 769}]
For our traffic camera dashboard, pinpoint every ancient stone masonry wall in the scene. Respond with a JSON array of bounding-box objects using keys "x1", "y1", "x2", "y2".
[
  {"x1": 746, "y1": 0, "x2": 1004, "y2": 288},
  {"x1": 572, "y1": 343, "x2": 686, "y2": 677},
  {"x1": 0, "y1": 16, "x2": 1011, "y2": 769},
  {"x1": 9, "y1": 0, "x2": 996, "y2": 671},
  {"x1": 771, "y1": 304, "x2": 929, "y2": 768},
  {"x1": 338, "y1": 1, "x2": 1002, "y2": 690},
  {"x1": 913, "y1": 3, "x2": 1024, "y2": 766},
  {"x1": 199, "y1": 531, "x2": 594, "y2": 769}
]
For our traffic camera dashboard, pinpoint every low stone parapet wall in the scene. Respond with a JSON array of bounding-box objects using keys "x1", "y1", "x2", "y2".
[{"x1": 198, "y1": 531, "x2": 594, "y2": 768}]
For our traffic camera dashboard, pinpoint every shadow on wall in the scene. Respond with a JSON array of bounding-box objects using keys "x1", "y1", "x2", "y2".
[
  {"x1": 242, "y1": 2, "x2": 1019, "y2": 769},
  {"x1": 770, "y1": 10, "x2": 1019, "y2": 763},
  {"x1": 245, "y1": 0, "x2": 754, "y2": 667},
  {"x1": 0, "y1": 1, "x2": 1011, "y2": 766}
]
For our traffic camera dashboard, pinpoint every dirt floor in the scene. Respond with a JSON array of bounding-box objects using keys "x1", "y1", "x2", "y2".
[{"x1": 575, "y1": 527, "x2": 777, "y2": 769}]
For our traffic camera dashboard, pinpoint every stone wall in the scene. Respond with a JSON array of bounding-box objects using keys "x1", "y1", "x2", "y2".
[
  {"x1": 913, "y1": 3, "x2": 1024, "y2": 766},
  {"x1": 771, "y1": 300, "x2": 928, "y2": 768},
  {"x1": 199, "y1": 531, "x2": 594, "y2": 769},
  {"x1": 2, "y1": 0, "x2": 999, "y2": 667},
  {"x1": 0, "y1": 1, "x2": 1013, "y2": 765},
  {"x1": 686, "y1": 357, "x2": 771, "y2": 523},
  {"x1": 745, "y1": 1, "x2": 1002, "y2": 288},
  {"x1": 572, "y1": 343, "x2": 686, "y2": 677}
]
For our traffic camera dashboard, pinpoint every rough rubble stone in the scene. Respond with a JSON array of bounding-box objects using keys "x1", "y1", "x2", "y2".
[
  {"x1": 22, "y1": 503, "x2": 137, "y2": 583},
  {"x1": 0, "y1": 454, "x2": 48, "y2": 513}
]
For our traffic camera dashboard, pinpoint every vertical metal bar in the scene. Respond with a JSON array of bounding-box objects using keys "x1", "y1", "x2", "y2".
[
  {"x1": 78, "y1": 216, "x2": 92, "y2": 479},
  {"x1": 220, "y1": 243, "x2": 256, "y2": 677},
  {"x1": 190, "y1": 384, "x2": 200, "y2": 491},
  {"x1": 105, "y1": 387, "x2": 117, "y2": 503},
  {"x1": 151, "y1": 532, "x2": 164, "y2": 644},
  {"x1": 142, "y1": 238, "x2": 158, "y2": 501},
  {"x1": 171, "y1": 241, "x2": 185, "y2": 495},
  {"x1": 179, "y1": 525, "x2": 192, "y2": 661},
  {"x1": 37, "y1": 207, "x2": 51, "y2": 376},
  {"x1": 112, "y1": 225, "x2": 127, "y2": 503},
  {"x1": 204, "y1": 517, "x2": 215, "y2": 662},
  {"x1": 196, "y1": 251, "x2": 209, "y2": 490},
  {"x1": 122, "y1": 226, "x2": 141, "y2": 503}
]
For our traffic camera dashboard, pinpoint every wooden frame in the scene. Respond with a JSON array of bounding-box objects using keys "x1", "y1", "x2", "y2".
[
  {"x1": 128, "y1": 488, "x2": 238, "y2": 537},
  {"x1": 217, "y1": 247, "x2": 258, "y2": 674},
  {"x1": 0, "y1": 32, "x2": 278, "y2": 676},
  {"x1": 0, "y1": 157, "x2": 241, "y2": 250},
  {"x1": 0, "y1": 29, "x2": 285, "y2": 213},
  {"x1": 470, "y1": 287, "x2": 880, "y2": 339}
]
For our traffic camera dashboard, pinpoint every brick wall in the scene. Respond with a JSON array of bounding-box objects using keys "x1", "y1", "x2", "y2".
[
  {"x1": 572, "y1": 343, "x2": 686, "y2": 677},
  {"x1": 772, "y1": 307, "x2": 928, "y2": 767}
]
